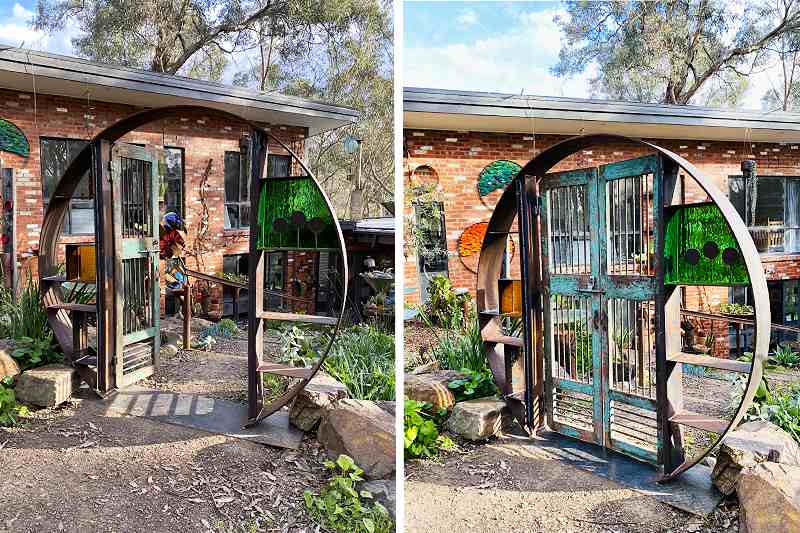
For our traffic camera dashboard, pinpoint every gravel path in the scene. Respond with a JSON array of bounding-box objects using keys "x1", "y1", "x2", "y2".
[
  {"x1": 0, "y1": 397, "x2": 331, "y2": 533},
  {"x1": 405, "y1": 439, "x2": 739, "y2": 533}
]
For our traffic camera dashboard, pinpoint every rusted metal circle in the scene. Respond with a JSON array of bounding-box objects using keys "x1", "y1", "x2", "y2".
[
  {"x1": 476, "y1": 133, "x2": 769, "y2": 481},
  {"x1": 38, "y1": 105, "x2": 348, "y2": 419}
]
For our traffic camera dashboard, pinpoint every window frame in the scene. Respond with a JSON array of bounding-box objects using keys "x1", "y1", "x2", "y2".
[
  {"x1": 729, "y1": 174, "x2": 800, "y2": 254},
  {"x1": 40, "y1": 136, "x2": 93, "y2": 235},
  {"x1": 163, "y1": 145, "x2": 185, "y2": 218}
]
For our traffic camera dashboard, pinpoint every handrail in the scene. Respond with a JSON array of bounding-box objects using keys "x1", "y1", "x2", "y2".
[
  {"x1": 184, "y1": 268, "x2": 313, "y2": 305},
  {"x1": 679, "y1": 308, "x2": 800, "y2": 336}
]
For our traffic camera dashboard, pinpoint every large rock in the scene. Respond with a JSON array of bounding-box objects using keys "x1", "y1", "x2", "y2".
[
  {"x1": 712, "y1": 420, "x2": 800, "y2": 495},
  {"x1": 317, "y1": 399, "x2": 395, "y2": 479},
  {"x1": 0, "y1": 341, "x2": 19, "y2": 379},
  {"x1": 361, "y1": 479, "x2": 396, "y2": 520},
  {"x1": 738, "y1": 462, "x2": 800, "y2": 533},
  {"x1": 288, "y1": 373, "x2": 348, "y2": 432},
  {"x1": 14, "y1": 364, "x2": 79, "y2": 407},
  {"x1": 404, "y1": 370, "x2": 467, "y2": 411},
  {"x1": 447, "y1": 397, "x2": 511, "y2": 441},
  {"x1": 375, "y1": 400, "x2": 396, "y2": 418}
]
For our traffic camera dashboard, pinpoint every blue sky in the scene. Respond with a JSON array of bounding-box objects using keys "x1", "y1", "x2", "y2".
[{"x1": 403, "y1": 1, "x2": 773, "y2": 110}]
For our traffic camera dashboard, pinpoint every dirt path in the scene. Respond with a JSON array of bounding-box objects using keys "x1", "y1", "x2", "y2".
[
  {"x1": 0, "y1": 396, "x2": 329, "y2": 533},
  {"x1": 405, "y1": 439, "x2": 738, "y2": 533}
]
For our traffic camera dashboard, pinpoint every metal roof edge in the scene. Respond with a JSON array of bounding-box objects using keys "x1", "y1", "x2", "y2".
[
  {"x1": 0, "y1": 45, "x2": 359, "y2": 122},
  {"x1": 403, "y1": 87, "x2": 800, "y2": 131}
]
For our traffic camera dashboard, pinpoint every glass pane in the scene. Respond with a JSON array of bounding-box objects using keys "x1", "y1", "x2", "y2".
[
  {"x1": 240, "y1": 203, "x2": 250, "y2": 228},
  {"x1": 268, "y1": 155, "x2": 291, "y2": 178},
  {"x1": 224, "y1": 152, "x2": 240, "y2": 202},
  {"x1": 753, "y1": 178, "x2": 784, "y2": 227},
  {"x1": 69, "y1": 205, "x2": 95, "y2": 234},
  {"x1": 165, "y1": 147, "x2": 183, "y2": 216},
  {"x1": 785, "y1": 179, "x2": 800, "y2": 253},
  {"x1": 785, "y1": 280, "x2": 800, "y2": 326},
  {"x1": 225, "y1": 204, "x2": 239, "y2": 229},
  {"x1": 728, "y1": 176, "x2": 746, "y2": 223},
  {"x1": 223, "y1": 255, "x2": 238, "y2": 274}
]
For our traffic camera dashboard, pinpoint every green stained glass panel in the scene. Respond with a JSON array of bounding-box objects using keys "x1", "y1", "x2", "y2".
[
  {"x1": 0, "y1": 119, "x2": 29, "y2": 157},
  {"x1": 664, "y1": 202, "x2": 750, "y2": 286},
  {"x1": 477, "y1": 160, "x2": 521, "y2": 197},
  {"x1": 256, "y1": 177, "x2": 337, "y2": 250}
]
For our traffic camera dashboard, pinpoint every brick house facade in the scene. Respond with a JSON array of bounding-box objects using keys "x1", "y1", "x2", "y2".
[
  {"x1": 0, "y1": 47, "x2": 357, "y2": 319},
  {"x1": 404, "y1": 88, "x2": 800, "y2": 355}
]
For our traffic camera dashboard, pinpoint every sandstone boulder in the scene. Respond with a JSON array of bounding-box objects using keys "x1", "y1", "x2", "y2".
[
  {"x1": 712, "y1": 420, "x2": 800, "y2": 495},
  {"x1": 317, "y1": 399, "x2": 395, "y2": 479},
  {"x1": 14, "y1": 364, "x2": 79, "y2": 407},
  {"x1": 738, "y1": 462, "x2": 800, "y2": 533},
  {"x1": 447, "y1": 397, "x2": 510, "y2": 441},
  {"x1": 0, "y1": 341, "x2": 19, "y2": 380},
  {"x1": 375, "y1": 400, "x2": 396, "y2": 417},
  {"x1": 404, "y1": 370, "x2": 467, "y2": 411},
  {"x1": 288, "y1": 373, "x2": 348, "y2": 432}
]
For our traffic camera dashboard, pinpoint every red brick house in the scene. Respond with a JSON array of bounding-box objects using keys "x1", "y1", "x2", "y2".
[
  {"x1": 404, "y1": 87, "x2": 800, "y2": 353},
  {"x1": 0, "y1": 46, "x2": 358, "y2": 318}
]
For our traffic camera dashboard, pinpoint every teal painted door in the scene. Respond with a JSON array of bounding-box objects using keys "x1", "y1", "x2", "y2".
[
  {"x1": 111, "y1": 143, "x2": 162, "y2": 388},
  {"x1": 540, "y1": 155, "x2": 664, "y2": 464}
]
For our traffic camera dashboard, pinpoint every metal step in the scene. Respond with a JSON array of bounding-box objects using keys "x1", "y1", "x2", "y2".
[
  {"x1": 669, "y1": 410, "x2": 728, "y2": 434},
  {"x1": 667, "y1": 352, "x2": 750, "y2": 373},
  {"x1": 256, "y1": 362, "x2": 314, "y2": 379},
  {"x1": 258, "y1": 311, "x2": 337, "y2": 325},
  {"x1": 46, "y1": 302, "x2": 97, "y2": 313},
  {"x1": 483, "y1": 334, "x2": 523, "y2": 348}
]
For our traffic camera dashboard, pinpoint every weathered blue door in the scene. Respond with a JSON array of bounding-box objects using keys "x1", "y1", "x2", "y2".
[
  {"x1": 111, "y1": 143, "x2": 162, "y2": 388},
  {"x1": 540, "y1": 155, "x2": 664, "y2": 464}
]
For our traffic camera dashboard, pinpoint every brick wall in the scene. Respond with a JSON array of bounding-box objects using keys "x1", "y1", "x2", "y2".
[
  {"x1": 0, "y1": 88, "x2": 308, "y2": 314},
  {"x1": 403, "y1": 129, "x2": 800, "y2": 316}
]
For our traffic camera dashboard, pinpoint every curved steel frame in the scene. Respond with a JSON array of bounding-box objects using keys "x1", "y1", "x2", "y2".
[
  {"x1": 476, "y1": 134, "x2": 769, "y2": 481},
  {"x1": 38, "y1": 105, "x2": 348, "y2": 426}
]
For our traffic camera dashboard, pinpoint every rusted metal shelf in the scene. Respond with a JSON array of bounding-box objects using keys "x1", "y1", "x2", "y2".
[
  {"x1": 667, "y1": 352, "x2": 750, "y2": 373},
  {"x1": 258, "y1": 310, "x2": 337, "y2": 325},
  {"x1": 46, "y1": 303, "x2": 97, "y2": 313},
  {"x1": 256, "y1": 362, "x2": 314, "y2": 379},
  {"x1": 669, "y1": 411, "x2": 728, "y2": 434},
  {"x1": 483, "y1": 334, "x2": 523, "y2": 348}
]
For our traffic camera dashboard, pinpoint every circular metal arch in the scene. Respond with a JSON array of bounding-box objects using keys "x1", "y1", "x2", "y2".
[
  {"x1": 39, "y1": 105, "x2": 348, "y2": 416},
  {"x1": 476, "y1": 133, "x2": 769, "y2": 481}
]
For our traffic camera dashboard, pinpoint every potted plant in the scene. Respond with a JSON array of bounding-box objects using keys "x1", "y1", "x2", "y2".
[
  {"x1": 718, "y1": 302, "x2": 755, "y2": 320},
  {"x1": 612, "y1": 330, "x2": 636, "y2": 381}
]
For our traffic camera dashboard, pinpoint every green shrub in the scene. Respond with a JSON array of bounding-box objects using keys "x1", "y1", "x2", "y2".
[
  {"x1": 404, "y1": 399, "x2": 453, "y2": 459},
  {"x1": 744, "y1": 381, "x2": 800, "y2": 441},
  {"x1": 0, "y1": 272, "x2": 50, "y2": 341},
  {"x1": 277, "y1": 325, "x2": 320, "y2": 368},
  {"x1": 448, "y1": 368, "x2": 498, "y2": 402},
  {"x1": 772, "y1": 344, "x2": 800, "y2": 368},
  {"x1": 323, "y1": 325, "x2": 395, "y2": 401},
  {"x1": 12, "y1": 335, "x2": 62, "y2": 370},
  {"x1": 429, "y1": 320, "x2": 487, "y2": 373},
  {"x1": 304, "y1": 454, "x2": 393, "y2": 533},
  {"x1": 423, "y1": 275, "x2": 472, "y2": 330},
  {"x1": 199, "y1": 318, "x2": 239, "y2": 340},
  {"x1": 0, "y1": 376, "x2": 28, "y2": 427}
]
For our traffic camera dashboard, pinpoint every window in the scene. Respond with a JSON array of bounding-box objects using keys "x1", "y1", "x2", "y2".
[
  {"x1": 40, "y1": 137, "x2": 93, "y2": 234},
  {"x1": 729, "y1": 175, "x2": 800, "y2": 253},
  {"x1": 224, "y1": 151, "x2": 249, "y2": 229},
  {"x1": 731, "y1": 279, "x2": 800, "y2": 348},
  {"x1": 224, "y1": 152, "x2": 292, "y2": 230},
  {"x1": 222, "y1": 252, "x2": 286, "y2": 312},
  {"x1": 163, "y1": 147, "x2": 184, "y2": 217}
]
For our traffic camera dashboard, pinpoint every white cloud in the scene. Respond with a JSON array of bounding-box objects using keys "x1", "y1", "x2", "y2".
[
  {"x1": 12, "y1": 3, "x2": 33, "y2": 21},
  {"x1": 456, "y1": 10, "x2": 477, "y2": 27},
  {"x1": 405, "y1": 8, "x2": 595, "y2": 98}
]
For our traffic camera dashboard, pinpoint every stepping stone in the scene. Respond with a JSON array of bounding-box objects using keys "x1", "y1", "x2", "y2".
[
  {"x1": 14, "y1": 364, "x2": 79, "y2": 407},
  {"x1": 448, "y1": 397, "x2": 511, "y2": 441}
]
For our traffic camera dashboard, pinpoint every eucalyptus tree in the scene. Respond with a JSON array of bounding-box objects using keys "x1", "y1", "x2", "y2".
[{"x1": 553, "y1": 0, "x2": 800, "y2": 106}]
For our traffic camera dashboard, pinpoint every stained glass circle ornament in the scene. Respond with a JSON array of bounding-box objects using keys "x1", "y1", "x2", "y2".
[
  {"x1": 477, "y1": 160, "x2": 522, "y2": 197},
  {"x1": 458, "y1": 221, "x2": 515, "y2": 274}
]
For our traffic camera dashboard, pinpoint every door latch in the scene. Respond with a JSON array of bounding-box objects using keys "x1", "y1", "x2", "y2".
[{"x1": 576, "y1": 276, "x2": 605, "y2": 294}]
